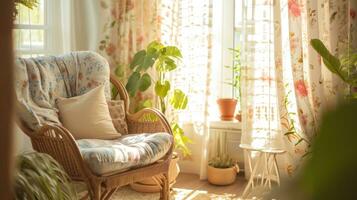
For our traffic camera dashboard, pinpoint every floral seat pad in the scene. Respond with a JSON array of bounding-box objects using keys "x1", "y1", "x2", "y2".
[{"x1": 77, "y1": 132, "x2": 173, "y2": 175}]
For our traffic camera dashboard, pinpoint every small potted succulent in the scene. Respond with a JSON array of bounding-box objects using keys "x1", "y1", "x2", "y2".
[{"x1": 207, "y1": 155, "x2": 239, "y2": 186}]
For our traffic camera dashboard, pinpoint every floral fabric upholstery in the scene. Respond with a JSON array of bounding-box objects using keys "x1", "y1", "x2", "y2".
[
  {"x1": 15, "y1": 51, "x2": 173, "y2": 174},
  {"x1": 107, "y1": 100, "x2": 128, "y2": 135},
  {"x1": 77, "y1": 132, "x2": 173, "y2": 175},
  {"x1": 15, "y1": 51, "x2": 111, "y2": 130}
]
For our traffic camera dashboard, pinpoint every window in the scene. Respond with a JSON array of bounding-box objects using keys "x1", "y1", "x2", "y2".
[
  {"x1": 213, "y1": 0, "x2": 242, "y2": 104},
  {"x1": 14, "y1": 0, "x2": 50, "y2": 57}
]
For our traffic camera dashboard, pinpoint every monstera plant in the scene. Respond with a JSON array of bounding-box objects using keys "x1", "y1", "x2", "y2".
[
  {"x1": 310, "y1": 39, "x2": 357, "y2": 99},
  {"x1": 125, "y1": 41, "x2": 191, "y2": 156}
]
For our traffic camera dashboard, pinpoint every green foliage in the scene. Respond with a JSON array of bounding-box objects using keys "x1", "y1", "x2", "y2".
[
  {"x1": 14, "y1": 0, "x2": 38, "y2": 17},
  {"x1": 169, "y1": 89, "x2": 188, "y2": 110},
  {"x1": 225, "y1": 47, "x2": 242, "y2": 101},
  {"x1": 123, "y1": 40, "x2": 191, "y2": 156},
  {"x1": 15, "y1": 0, "x2": 38, "y2": 9},
  {"x1": 310, "y1": 39, "x2": 357, "y2": 99},
  {"x1": 269, "y1": 101, "x2": 357, "y2": 200},
  {"x1": 208, "y1": 155, "x2": 236, "y2": 169},
  {"x1": 155, "y1": 81, "x2": 171, "y2": 98},
  {"x1": 14, "y1": 152, "x2": 77, "y2": 200},
  {"x1": 172, "y1": 123, "x2": 193, "y2": 157}
]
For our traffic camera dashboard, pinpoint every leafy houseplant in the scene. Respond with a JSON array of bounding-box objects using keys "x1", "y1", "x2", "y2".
[
  {"x1": 310, "y1": 39, "x2": 357, "y2": 99},
  {"x1": 217, "y1": 47, "x2": 242, "y2": 121},
  {"x1": 14, "y1": 152, "x2": 77, "y2": 200},
  {"x1": 125, "y1": 40, "x2": 191, "y2": 156},
  {"x1": 207, "y1": 155, "x2": 239, "y2": 185},
  {"x1": 124, "y1": 41, "x2": 191, "y2": 193}
]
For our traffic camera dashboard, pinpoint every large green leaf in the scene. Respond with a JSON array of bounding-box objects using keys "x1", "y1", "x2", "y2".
[
  {"x1": 169, "y1": 89, "x2": 188, "y2": 110},
  {"x1": 155, "y1": 81, "x2": 171, "y2": 98},
  {"x1": 138, "y1": 73, "x2": 152, "y2": 92},
  {"x1": 140, "y1": 53, "x2": 156, "y2": 70},
  {"x1": 156, "y1": 57, "x2": 177, "y2": 72},
  {"x1": 161, "y1": 46, "x2": 182, "y2": 58},
  {"x1": 147, "y1": 41, "x2": 164, "y2": 54},
  {"x1": 171, "y1": 122, "x2": 192, "y2": 156},
  {"x1": 125, "y1": 72, "x2": 140, "y2": 97},
  {"x1": 130, "y1": 50, "x2": 146, "y2": 69},
  {"x1": 310, "y1": 39, "x2": 341, "y2": 75}
]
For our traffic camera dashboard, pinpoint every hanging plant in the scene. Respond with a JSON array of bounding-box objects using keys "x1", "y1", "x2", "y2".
[{"x1": 123, "y1": 41, "x2": 192, "y2": 156}]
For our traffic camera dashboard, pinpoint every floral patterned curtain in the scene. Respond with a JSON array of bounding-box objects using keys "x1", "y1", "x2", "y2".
[
  {"x1": 240, "y1": 0, "x2": 357, "y2": 177},
  {"x1": 97, "y1": 0, "x2": 161, "y2": 110}
]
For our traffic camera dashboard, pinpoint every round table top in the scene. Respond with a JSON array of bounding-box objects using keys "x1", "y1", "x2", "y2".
[{"x1": 239, "y1": 144, "x2": 285, "y2": 154}]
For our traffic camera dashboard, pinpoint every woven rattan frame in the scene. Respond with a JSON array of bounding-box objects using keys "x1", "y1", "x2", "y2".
[{"x1": 18, "y1": 74, "x2": 173, "y2": 200}]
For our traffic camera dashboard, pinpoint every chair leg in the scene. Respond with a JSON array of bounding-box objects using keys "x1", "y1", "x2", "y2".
[
  {"x1": 90, "y1": 181, "x2": 101, "y2": 200},
  {"x1": 160, "y1": 173, "x2": 170, "y2": 200},
  {"x1": 102, "y1": 187, "x2": 119, "y2": 200}
]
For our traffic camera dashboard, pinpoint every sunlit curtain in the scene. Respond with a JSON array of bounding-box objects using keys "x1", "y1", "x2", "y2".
[
  {"x1": 97, "y1": 0, "x2": 161, "y2": 110},
  {"x1": 240, "y1": 0, "x2": 357, "y2": 177},
  {"x1": 160, "y1": 0, "x2": 214, "y2": 179}
]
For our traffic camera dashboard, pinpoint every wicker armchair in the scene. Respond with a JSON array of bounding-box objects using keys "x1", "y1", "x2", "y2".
[{"x1": 18, "y1": 74, "x2": 173, "y2": 200}]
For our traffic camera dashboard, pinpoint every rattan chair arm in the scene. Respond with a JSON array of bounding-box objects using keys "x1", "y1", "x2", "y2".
[
  {"x1": 32, "y1": 124, "x2": 93, "y2": 180},
  {"x1": 126, "y1": 108, "x2": 173, "y2": 135}
]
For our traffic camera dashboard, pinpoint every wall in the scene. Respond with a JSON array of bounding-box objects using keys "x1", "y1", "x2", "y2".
[{"x1": 14, "y1": 124, "x2": 33, "y2": 154}]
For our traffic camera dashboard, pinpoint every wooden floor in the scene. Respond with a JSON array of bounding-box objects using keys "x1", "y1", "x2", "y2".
[{"x1": 172, "y1": 173, "x2": 247, "y2": 199}]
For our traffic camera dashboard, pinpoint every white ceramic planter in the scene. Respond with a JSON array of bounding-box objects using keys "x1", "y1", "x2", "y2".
[{"x1": 207, "y1": 164, "x2": 239, "y2": 185}]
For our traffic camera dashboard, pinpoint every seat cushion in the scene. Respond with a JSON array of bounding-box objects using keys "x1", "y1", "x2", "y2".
[{"x1": 77, "y1": 132, "x2": 173, "y2": 175}]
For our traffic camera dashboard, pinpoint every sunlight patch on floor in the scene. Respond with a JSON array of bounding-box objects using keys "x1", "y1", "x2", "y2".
[{"x1": 172, "y1": 187, "x2": 242, "y2": 200}]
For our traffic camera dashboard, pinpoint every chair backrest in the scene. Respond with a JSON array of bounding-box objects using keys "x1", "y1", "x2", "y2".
[{"x1": 15, "y1": 51, "x2": 112, "y2": 131}]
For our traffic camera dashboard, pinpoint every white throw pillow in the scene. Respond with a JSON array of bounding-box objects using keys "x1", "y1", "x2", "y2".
[{"x1": 56, "y1": 85, "x2": 120, "y2": 139}]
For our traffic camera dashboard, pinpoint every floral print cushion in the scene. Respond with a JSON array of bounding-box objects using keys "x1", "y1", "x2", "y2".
[
  {"x1": 15, "y1": 51, "x2": 111, "y2": 130},
  {"x1": 107, "y1": 100, "x2": 128, "y2": 135},
  {"x1": 77, "y1": 132, "x2": 173, "y2": 175}
]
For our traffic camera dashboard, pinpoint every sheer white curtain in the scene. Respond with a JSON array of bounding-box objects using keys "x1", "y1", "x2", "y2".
[
  {"x1": 51, "y1": 0, "x2": 104, "y2": 54},
  {"x1": 160, "y1": 0, "x2": 215, "y2": 179}
]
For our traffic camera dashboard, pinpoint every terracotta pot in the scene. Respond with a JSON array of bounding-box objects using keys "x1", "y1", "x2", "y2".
[
  {"x1": 217, "y1": 98, "x2": 237, "y2": 121},
  {"x1": 130, "y1": 154, "x2": 180, "y2": 193},
  {"x1": 235, "y1": 113, "x2": 242, "y2": 122},
  {"x1": 207, "y1": 165, "x2": 239, "y2": 186}
]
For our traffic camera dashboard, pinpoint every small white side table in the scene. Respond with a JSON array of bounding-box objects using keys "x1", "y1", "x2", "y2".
[{"x1": 239, "y1": 144, "x2": 285, "y2": 198}]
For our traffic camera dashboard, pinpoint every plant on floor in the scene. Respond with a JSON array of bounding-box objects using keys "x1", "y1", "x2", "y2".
[
  {"x1": 207, "y1": 154, "x2": 238, "y2": 185},
  {"x1": 14, "y1": 152, "x2": 77, "y2": 200},
  {"x1": 310, "y1": 39, "x2": 357, "y2": 99},
  {"x1": 13, "y1": 0, "x2": 38, "y2": 17},
  {"x1": 124, "y1": 40, "x2": 192, "y2": 156},
  {"x1": 208, "y1": 154, "x2": 236, "y2": 169}
]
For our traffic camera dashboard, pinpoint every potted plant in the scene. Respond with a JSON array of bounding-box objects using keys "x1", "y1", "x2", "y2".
[
  {"x1": 217, "y1": 47, "x2": 242, "y2": 121},
  {"x1": 118, "y1": 41, "x2": 191, "y2": 192},
  {"x1": 14, "y1": 152, "x2": 77, "y2": 200},
  {"x1": 207, "y1": 155, "x2": 239, "y2": 185},
  {"x1": 310, "y1": 39, "x2": 357, "y2": 100}
]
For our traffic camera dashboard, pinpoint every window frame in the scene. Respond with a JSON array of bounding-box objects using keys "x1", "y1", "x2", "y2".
[{"x1": 13, "y1": 0, "x2": 52, "y2": 57}]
